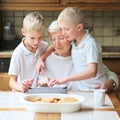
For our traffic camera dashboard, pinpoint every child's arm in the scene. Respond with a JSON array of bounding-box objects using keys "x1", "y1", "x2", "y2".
[
  {"x1": 9, "y1": 75, "x2": 33, "y2": 92},
  {"x1": 35, "y1": 45, "x2": 54, "y2": 74},
  {"x1": 9, "y1": 75, "x2": 23, "y2": 92},
  {"x1": 50, "y1": 63, "x2": 97, "y2": 86}
]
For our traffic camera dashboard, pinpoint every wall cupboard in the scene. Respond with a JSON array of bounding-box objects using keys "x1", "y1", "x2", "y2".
[
  {"x1": 0, "y1": 0, "x2": 120, "y2": 11},
  {"x1": 103, "y1": 59, "x2": 120, "y2": 81}
]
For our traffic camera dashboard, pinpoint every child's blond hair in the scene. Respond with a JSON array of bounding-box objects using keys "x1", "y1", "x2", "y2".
[
  {"x1": 23, "y1": 12, "x2": 45, "y2": 32},
  {"x1": 58, "y1": 7, "x2": 84, "y2": 25}
]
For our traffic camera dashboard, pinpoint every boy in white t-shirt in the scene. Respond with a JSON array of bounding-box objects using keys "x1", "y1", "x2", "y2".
[
  {"x1": 50, "y1": 7, "x2": 119, "y2": 91},
  {"x1": 8, "y1": 12, "x2": 48, "y2": 92}
]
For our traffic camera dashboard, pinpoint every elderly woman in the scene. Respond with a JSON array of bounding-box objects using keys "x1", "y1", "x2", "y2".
[{"x1": 37, "y1": 20, "x2": 78, "y2": 90}]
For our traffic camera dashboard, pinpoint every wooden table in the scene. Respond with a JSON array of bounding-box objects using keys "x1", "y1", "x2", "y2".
[{"x1": 0, "y1": 91, "x2": 119, "y2": 120}]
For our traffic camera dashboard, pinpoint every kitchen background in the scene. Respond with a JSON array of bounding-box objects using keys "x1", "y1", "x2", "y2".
[{"x1": 0, "y1": 10, "x2": 120, "y2": 50}]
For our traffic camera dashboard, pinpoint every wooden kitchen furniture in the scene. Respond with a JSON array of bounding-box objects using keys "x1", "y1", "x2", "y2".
[
  {"x1": 0, "y1": 0, "x2": 120, "y2": 11},
  {"x1": 0, "y1": 73, "x2": 11, "y2": 91},
  {"x1": 0, "y1": 51, "x2": 12, "y2": 91}
]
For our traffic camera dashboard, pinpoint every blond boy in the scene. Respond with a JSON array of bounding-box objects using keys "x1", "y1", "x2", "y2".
[{"x1": 8, "y1": 12, "x2": 49, "y2": 92}]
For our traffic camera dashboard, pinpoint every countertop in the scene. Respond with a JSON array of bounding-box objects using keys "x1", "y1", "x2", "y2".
[
  {"x1": 0, "y1": 91, "x2": 120, "y2": 120},
  {"x1": 0, "y1": 50, "x2": 13, "y2": 58},
  {"x1": 0, "y1": 50, "x2": 120, "y2": 59},
  {"x1": 102, "y1": 52, "x2": 120, "y2": 59}
]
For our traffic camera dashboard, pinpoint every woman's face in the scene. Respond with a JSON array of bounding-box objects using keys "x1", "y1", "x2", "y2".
[{"x1": 49, "y1": 30, "x2": 71, "y2": 57}]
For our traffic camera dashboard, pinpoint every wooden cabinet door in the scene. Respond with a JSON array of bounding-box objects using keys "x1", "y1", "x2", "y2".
[
  {"x1": 0, "y1": 73, "x2": 11, "y2": 91},
  {"x1": 63, "y1": 0, "x2": 120, "y2": 4},
  {"x1": 1, "y1": 0, "x2": 60, "y2": 4},
  {"x1": 103, "y1": 60, "x2": 120, "y2": 74},
  {"x1": 103, "y1": 59, "x2": 120, "y2": 83}
]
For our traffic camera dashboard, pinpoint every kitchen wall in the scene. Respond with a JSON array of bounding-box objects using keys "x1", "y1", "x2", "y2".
[{"x1": 0, "y1": 11, "x2": 120, "y2": 46}]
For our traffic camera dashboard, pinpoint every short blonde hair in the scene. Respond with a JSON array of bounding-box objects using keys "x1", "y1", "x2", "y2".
[
  {"x1": 58, "y1": 7, "x2": 84, "y2": 25},
  {"x1": 23, "y1": 12, "x2": 45, "y2": 32},
  {"x1": 48, "y1": 20, "x2": 60, "y2": 33}
]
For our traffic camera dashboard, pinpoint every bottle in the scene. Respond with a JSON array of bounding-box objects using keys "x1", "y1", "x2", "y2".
[{"x1": 3, "y1": 21, "x2": 15, "y2": 41}]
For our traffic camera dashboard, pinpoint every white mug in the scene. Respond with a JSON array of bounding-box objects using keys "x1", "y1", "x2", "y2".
[{"x1": 94, "y1": 89, "x2": 105, "y2": 106}]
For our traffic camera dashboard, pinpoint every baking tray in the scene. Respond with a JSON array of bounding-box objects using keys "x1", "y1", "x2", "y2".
[{"x1": 27, "y1": 87, "x2": 67, "y2": 94}]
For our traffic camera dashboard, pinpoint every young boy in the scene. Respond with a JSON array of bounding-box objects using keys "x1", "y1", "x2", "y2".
[
  {"x1": 36, "y1": 7, "x2": 119, "y2": 92},
  {"x1": 50, "y1": 7, "x2": 119, "y2": 91},
  {"x1": 8, "y1": 12, "x2": 49, "y2": 92}
]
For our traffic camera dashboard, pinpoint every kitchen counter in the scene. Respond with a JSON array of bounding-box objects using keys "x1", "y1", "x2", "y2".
[
  {"x1": 102, "y1": 52, "x2": 120, "y2": 59},
  {"x1": 0, "y1": 50, "x2": 120, "y2": 59},
  {"x1": 0, "y1": 50, "x2": 13, "y2": 58}
]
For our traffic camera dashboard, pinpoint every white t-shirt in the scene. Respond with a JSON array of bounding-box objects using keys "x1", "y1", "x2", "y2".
[
  {"x1": 8, "y1": 38, "x2": 49, "y2": 84},
  {"x1": 39, "y1": 52, "x2": 79, "y2": 90},
  {"x1": 71, "y1": 30, "x2": 119, "y2": 91}
]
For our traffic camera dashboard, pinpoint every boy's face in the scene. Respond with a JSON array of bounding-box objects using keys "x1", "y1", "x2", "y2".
[
  {"x1": 58, "y1": 20, "x2": 82, "y2": 41},
  {"x1": 22, "y1": 29, "x2": 44, "y2": 49},
  {"x1": 49, "y1": 30, "x2": 71, "y2": 56}
]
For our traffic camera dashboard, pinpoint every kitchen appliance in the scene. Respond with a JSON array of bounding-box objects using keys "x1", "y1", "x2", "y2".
[{"x1": 3, "y1": 21, "x2": 15, "y2": 41}]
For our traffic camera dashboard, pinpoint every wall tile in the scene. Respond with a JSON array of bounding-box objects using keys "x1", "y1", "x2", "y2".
[
  {"x1": 14, "y1": 17, "x2": 23, "y2": 27},
  {"x1": 94, "y1": 27, "x2": 103, "y2": 37},
  {"x1": 103, "y1": 27, "x2": 113, "y2": 36},
  {"x1": 0, "y1": 11, "x2": 120, "y2": 47},
  {"x1": 103, "y1": 37, "x2": 113, "y2": 46},
  {"x1": 94, "y1": 17, "x2": 103, "y2": 27},
  {"x1": 103, "y1": 17, "x2": 112, "y2": 27},
  {"x1": 113, "y1": 36, "x2": 120, "y2": 46},
  {"x1": 95, "y1": 37, "x2": 103, "y2": 46}
]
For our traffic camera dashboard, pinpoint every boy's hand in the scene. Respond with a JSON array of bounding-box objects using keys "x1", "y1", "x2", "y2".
[
  {"x1": 35, "y1": 58, "x2": 45, "y2": 75},
  {"x1": 50, "y1": 78, "x2": 68, "y2": 86},
  {"x1": 20, "y1": 79, "x2": 34, "y2": 92},
  {"x1": 95, "y1": 80, "x2": 113, "y2": 93}
]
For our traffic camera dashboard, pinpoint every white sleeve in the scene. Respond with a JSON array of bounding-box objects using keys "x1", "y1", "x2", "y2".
[{"x1": 104, "y1": 65, "x2": 119, "y2": 90}]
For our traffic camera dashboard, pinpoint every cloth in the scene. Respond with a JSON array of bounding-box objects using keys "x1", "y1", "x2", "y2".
[
  {"x1": 8, "y1": 38, "x2": 49, "y2": 84},
  {"x1": 38, "y1": 52, "x2": 79, "y2": 91},
  {"x1": 71, "y1": 30, "x2": 119, "y2": 91}
]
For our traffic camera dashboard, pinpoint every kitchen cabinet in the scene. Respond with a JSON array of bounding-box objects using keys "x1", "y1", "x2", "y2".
[
  {"x1": 103, "y1": 59, "x2": 120, "y2": 80},
  {"x1": 0, "y1": 73, "x2": 11, "y2": 91},
  {"x1": 0, "y1": 0, "x2": 120, "y2": 11},
  {"x1": 0, "y1": 51, "x2": 12, "y2": 91},
  {"x1": 0, "y1": 0, "x2": 62, "y2": 11},
  {"x1": 1, "y1": 0, "x2": 59, "y2": 3}
]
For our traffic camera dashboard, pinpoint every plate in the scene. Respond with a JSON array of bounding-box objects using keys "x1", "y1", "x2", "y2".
[{"x1": 21, "y1": 94, "x2": 86, "y2": 113}]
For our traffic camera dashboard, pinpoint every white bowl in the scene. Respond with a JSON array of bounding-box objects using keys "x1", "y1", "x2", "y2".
[{"x1": 21, "y1": 94, "x2": 86, "y2": 113}]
